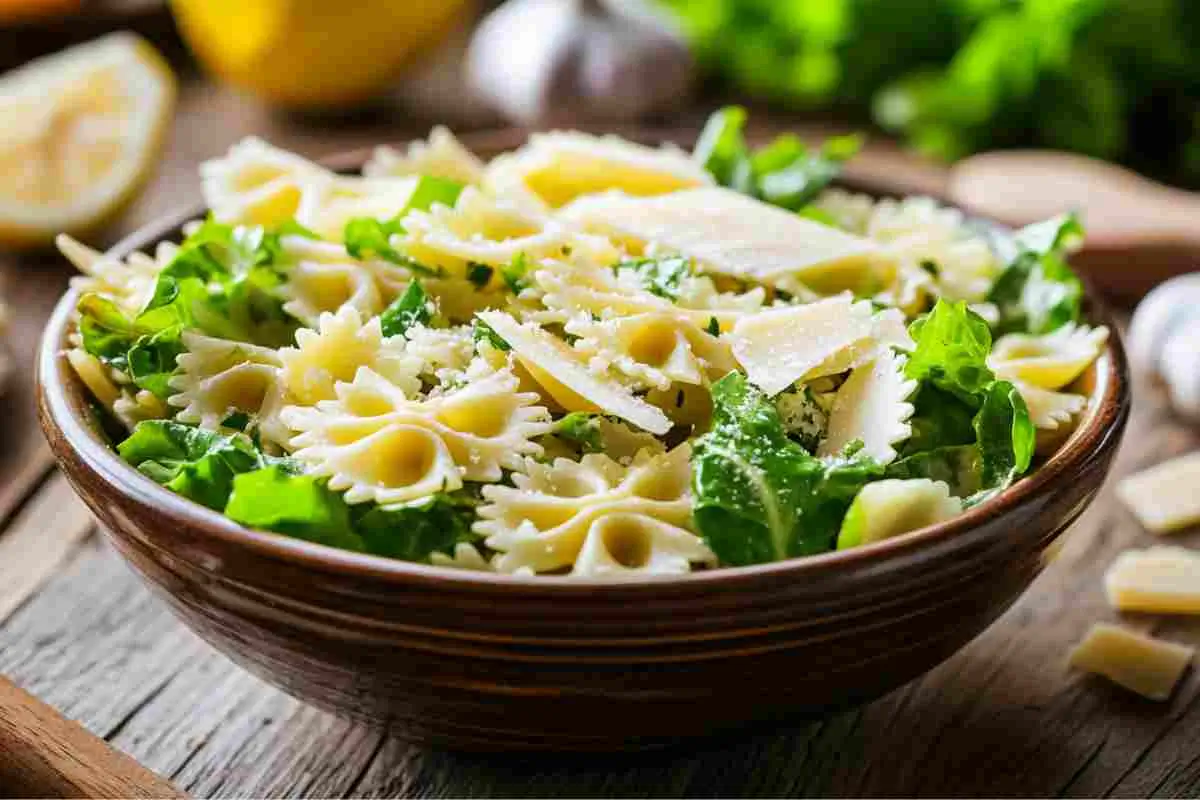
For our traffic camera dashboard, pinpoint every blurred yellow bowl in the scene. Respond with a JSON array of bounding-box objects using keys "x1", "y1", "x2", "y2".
[{"x1": 171, "y1": 0, "x2": 478, "y2": 110}]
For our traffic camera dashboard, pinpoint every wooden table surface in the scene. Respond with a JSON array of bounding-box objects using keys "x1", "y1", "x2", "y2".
[{"x1": 1, "y1": 80, "x2": 1198, "y2": 799}]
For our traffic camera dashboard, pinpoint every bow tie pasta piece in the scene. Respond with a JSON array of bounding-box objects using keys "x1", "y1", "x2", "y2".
[
  {"x1": 989, "y1": 325, "x2": 1109, "y2": 390},
  {"x1": 864, "y1": 196, "x2": 1000, "y2": 304},
  {"x1": 168, "y1": 331, "x2": 289, "y2": 445},
  {"x1": 281, "y1": 259, "x2": 383, "y2": 327},
  {"x1": 572, "y1": 513, "x2": 718, "y2": 578},
  {"x1": 400, "y1": 187, "x2": 619, "y2": 275},
  {"x1": 819, "y1": 349, "x2": 917, "y2": 464},
  {"x1": 364, "y1": 126, "x2": 485, "y2": 185},
  {"x1": 730, "y1": 295, "x2": 913, "y2": 397},
  {"x1": 59, "y1": 234, "x2": 177, "y2": 314},
  {"x1": 477, "y1": 311, "x2": 672, "y2": 435},
  {"x1": 561, "y1": 187, "x2": 893, "y2": 290},
  {"x1": 430, "y1": 542, "x2": 495, "y2": 572},
  {"x1": 566, "y1": 312, "x2": 735, "y2": 391},
  {"x1": 279, "y1": 306, "x2": 422, "y2": 406},
  {"x1": 1011, "y1": 380, "x2": 1087, "y2": 431},
  {"x1": 113, "y1": 389, "x2": 169, "y2": 431},
  {"x1": 484, "y1": 131, "x2": 712, "y2": 211},
  {"x1": 837, "y1": 478, "x2": 963, "y2": 549},
  {"x1": 201, "y1": 137, "x2": 417, "y2": 238},
  {"x1": 478, "y1": 445, "x2": 709, "y2": 575},
  {"x1": 532, "y1": 258, "x2": 757, "y2": 331},
  {"x1": 283, "y1": 366, "x2": 550, "y2": 493}
]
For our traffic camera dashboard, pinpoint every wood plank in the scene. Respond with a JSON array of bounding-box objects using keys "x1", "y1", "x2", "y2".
[{"x1": 0, "y1": 473, "x2": 96, "y2": 623}]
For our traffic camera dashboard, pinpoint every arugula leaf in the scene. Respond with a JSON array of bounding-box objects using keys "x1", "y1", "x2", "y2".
[
  {"x1": 466, "y1": 262, "x2": 494, "y2": 289},
  {"x1": 551, "y1": 412, "x2": 604, "y2": 454},
  {"x1": 988, "y1": 213, "x2": 1085, "y2": 335},
  {"x1": 379, "y1": 281, "x2": 432, "y2": 338},
  {"x1": 905, "y1": 299, "x2": 994, "y2": 404},
  {"x1": 225, "y1": 465, "x2": 363, "y2": 551},
  {"x1": 472, "y1": 318, "x2": 511, "y2": 351},
  {"x1": 616, "y1": 256, "x2": 692, "y2": 300},
  {"x1": 355, "y1": 491, "x2": 480, "y2": 562},
  {"x1": 501, "y1": 252, "x2": 530, "y2": 294},
  {"x1": 691, "y1": 372, "x2": 881, "y2": 565},
  {"x1": 343, "y1": 175, "x2": 464, "y2": 270},
  {"x1": 118, "y1": 421, "x2": 262, "y2": 510},
  {"x1": 706, "y1": 316, "x2": 721, "y2": 336},
  {"x1": 693, "y1": 106, "x2": 863, "y2": 211}
]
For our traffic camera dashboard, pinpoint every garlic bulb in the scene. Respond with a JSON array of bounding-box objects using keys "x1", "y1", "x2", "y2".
[
  {"x1": 466, "y1": 0, "x2": 694, "y2": 126},
  {"x1": 1128, "y1": 273, "x2": 1200, "y2": 418}
]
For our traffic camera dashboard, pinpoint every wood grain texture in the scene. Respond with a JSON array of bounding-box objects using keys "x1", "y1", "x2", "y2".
[
  {"x1": 0, "y1": 80, "x2": 1196, "y2": 796},
  {"x1": 0, "y1": 675, "x2": 185, "y2": 799}
]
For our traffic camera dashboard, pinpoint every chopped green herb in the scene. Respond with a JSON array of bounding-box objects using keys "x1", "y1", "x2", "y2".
[{"x1": 379, "y1": 281, "x2": 432, "y2": 338}]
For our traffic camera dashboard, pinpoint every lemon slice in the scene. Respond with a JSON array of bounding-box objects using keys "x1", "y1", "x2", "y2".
[{"x1": 0, "y1": 33, "x2": 175, "y2": 249}]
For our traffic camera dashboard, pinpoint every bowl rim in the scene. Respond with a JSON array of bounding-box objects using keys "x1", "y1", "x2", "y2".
[{"x1": 36, "y1": 128, "x2": 1132, "y2": 592}]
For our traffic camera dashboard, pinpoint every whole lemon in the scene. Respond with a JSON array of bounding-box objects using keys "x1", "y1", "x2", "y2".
[{"x1": 171, "y1": 0, "x2": 477, "y2": 109}]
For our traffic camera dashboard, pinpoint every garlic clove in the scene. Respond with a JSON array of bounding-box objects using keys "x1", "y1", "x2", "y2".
[
  {"x1": 1128, "y1": 273, "x2": 1200, "y2": 377},
  {"x1": 1160, "y1": 316, "x2": 1200, "y2": 420},
  {"x1": 466, "y1": 0, "x2": 694, "y2": 126}
]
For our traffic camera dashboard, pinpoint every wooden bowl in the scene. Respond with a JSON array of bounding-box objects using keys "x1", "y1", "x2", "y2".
[{"x1": 35, "y1": 135, "x2": 1131, "y2": 752}]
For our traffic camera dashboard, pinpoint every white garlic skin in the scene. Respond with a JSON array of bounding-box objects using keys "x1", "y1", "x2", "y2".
[
  {"x1": 1129, "y1": 273, "x2": 1200, "y2": 418},
  {"x1": 1128, "y1": 273, "x2": 1200, "y2": 375},
  {"x1": 466, "y1": 0, "x2": 694, "y2": 127}
]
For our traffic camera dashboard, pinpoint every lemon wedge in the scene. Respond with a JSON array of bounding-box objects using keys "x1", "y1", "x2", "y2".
[
  {"x1": 0, "y1": 33, "x2": 176, "y2": 249},
  {"x1": 172, "y1": 0, "x2": 477, "y2": 110}
]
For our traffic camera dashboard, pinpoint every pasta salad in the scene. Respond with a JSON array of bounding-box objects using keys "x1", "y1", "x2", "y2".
[{"x1": 59, "y1": 108, "x2": 1108, "y2": 577}]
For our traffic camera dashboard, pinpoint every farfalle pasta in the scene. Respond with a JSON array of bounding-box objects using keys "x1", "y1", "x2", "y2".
[{"x1": 59, "y1": 108, "x2": 1109, "y2": 576}]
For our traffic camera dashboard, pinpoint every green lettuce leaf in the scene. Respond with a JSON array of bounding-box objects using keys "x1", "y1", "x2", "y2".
[
  {"x1": 886, "y1": 445, "x2": 984, "y2": 497},
  {"x1": 343, "y1": 175, "x2": 463, "y2": 271},
  {"x1": 117, "y1": 420, "x2": 263, "y2": 510},
  {"x1": 379, "y1": 280, "x2": 432, "y2": 338},
  {"x1": 551, "y1": 412, "x2": 604, "y2": 454},
  {"x1": 126, "y1": 327, "x2": 186, "y2": 400},
  {"x1": 905, "y1": 299, "x2": 995, "y2": 403},
  {"x1": 691, "y1": 372, "x2": 881, "y2": 565},
  {"x1": 973, "y1": 379, "x2": 1035, "y2": 488},
  {"x1": 693, "y1": 106, "x2": 863, "y2": 211},
  {"x1": 615, "y1": 256, "x2": 692, "y2": 300},
  {"x1": 225, "y1": 465, "x2": 363, "y2": 551},
  {"x1": 988, "y1": 213, "x2": 1085, "y2": 335},
  {"x1": 354, "y1": 491, "x2": 481, "y2": 562},
  {"x1": 900, "y1": 384, "x2": 976, "y2": 457},
  {"x1": 501, "y1": 252, "x2": 531, "y2": 293}
]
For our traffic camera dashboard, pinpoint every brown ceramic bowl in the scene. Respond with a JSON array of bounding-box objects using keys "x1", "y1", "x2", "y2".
[{"x1": 37, "y1": 131, "x2": 1130, "y2": 752}]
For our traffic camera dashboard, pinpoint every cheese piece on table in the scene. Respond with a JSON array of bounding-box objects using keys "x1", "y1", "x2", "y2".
[
  {"x1": 1068, "y1": 623, "x2": 1194, "y2": 701},
  {"x1": 561, "y1": 187, "x2": 888, "y2": 287},
  {"x1": 1104, "y1": 547, "x2": 1200, "y2": 614},
  {"x1": 1116, "y1": 452, "x2": 1200, "y2": 534},
  {"x1": 477, "y1": 311, "x2": 671, "y2": 435}
]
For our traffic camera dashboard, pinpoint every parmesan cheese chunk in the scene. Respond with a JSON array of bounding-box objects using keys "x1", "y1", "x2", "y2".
[
  {"x1": 487, "y1": 132, "x2": 712, "y2": 209},
  {"x1": 1117, "y1": 452, "x2": 1200, "y2": 534},
  {"x1": 477, "y1": 311, "x2": 671, "y2": 435},
  {"x1": 729, "y1": 295, "x2": 910, "y2": 397},
  {"x1": 561, "y1": 187, "x2": 889, "y2": 285},
  {"x1": 1068, "y1": 623, "x2": 1193, "y2": 701},
  {"x1": 1104, "y1": 547, "x2": 1200, "y2": 614}
]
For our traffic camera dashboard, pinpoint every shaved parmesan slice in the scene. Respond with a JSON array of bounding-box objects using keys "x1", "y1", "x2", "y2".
[
  {"x1": 1068, "y1": 623, "x2": 1193, "y2": 701},
  {"x1": 730, "y1": 296, "x2": 907, "y2": 397},
  {"x1": 837, "y1": 479, "x2": 962, "y2": 549},
  {"x1": 820, "y1": 349, "x2": 917, "y2": 463},
  {"x1": 477, "y1": 311, "x2": 671, "y2": 435},
  {"x1": 1104, "y1": 547, "x2": 1200, "y2": 614},
  {"x1": 561, "y1": 187, "x2": 891, "y2": 286},
  {"x1": 1117, "y1": 452, "x2": 1200, "y2": 534},
  {"x1": 486, "y1": 131, "x2": 711, "y2": 209}
]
